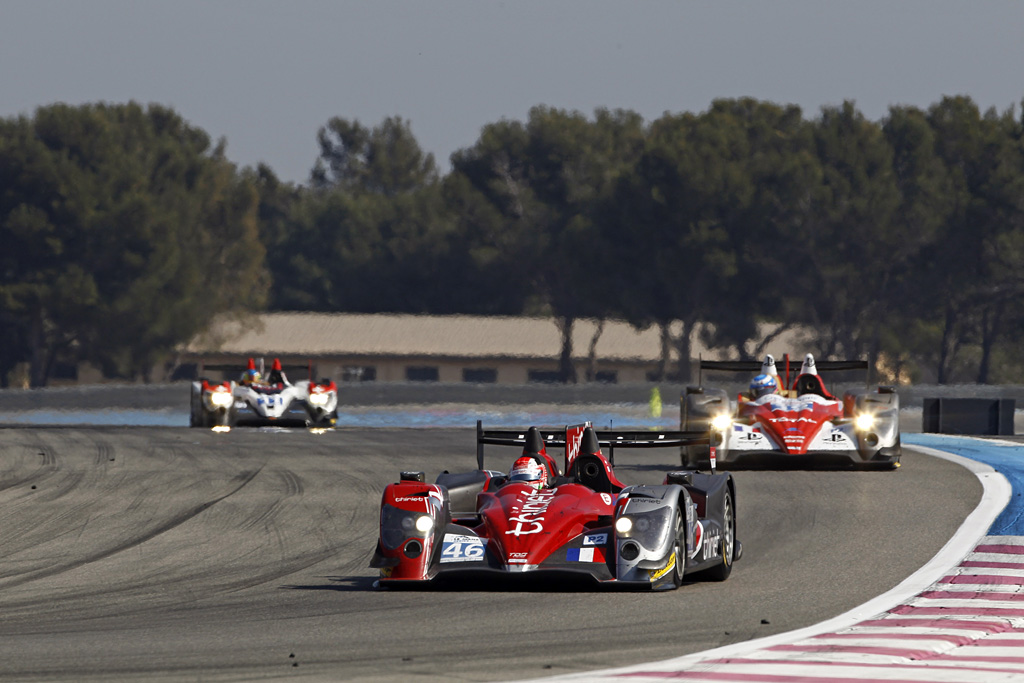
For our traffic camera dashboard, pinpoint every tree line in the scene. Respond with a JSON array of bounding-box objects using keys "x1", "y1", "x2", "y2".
[{"x1": 2, "y1": 96, "x2": 1023, "y2": 387}]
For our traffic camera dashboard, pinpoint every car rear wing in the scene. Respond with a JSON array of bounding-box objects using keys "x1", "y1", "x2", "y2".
[
  {"x1": 475, "y1": 420, "x2": 708, "y2": 472},
  {"x1": 198, "y1": 358, "x2": 317, "y2": 381},
  {"x1": 698, "y1": 354, "x2": 868, "y2": 387}
]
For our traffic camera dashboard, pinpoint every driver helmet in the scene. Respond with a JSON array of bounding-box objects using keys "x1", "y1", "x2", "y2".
[
  {"x1": 242, "y1": 369, "x2": 261, "y2": 385},
  {"x1": 508, "y1": 456, "x2": 548, "y2": 491},
  {"x1": 750, "y1": 373, "x2": 778, "y2": 398}
]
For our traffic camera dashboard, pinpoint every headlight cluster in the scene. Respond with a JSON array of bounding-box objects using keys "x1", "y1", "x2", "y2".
[
  {"x1": 854, "y1": 413, "x2": 876, "y2": 431},
  {"x1": 614, "y1": 505, "x2": 673, "y2": 551},
  {"x1": 380, "y1": 504, "x2": 435, "y2": 550},
  {"x1": 308, "y1": 391, "x2": 331, "y2": 406},
  {"x1": 208, "y1": 391, "x2": 233, "y2": 408},
  {"x1": 615, "y1": 516, "x2": 655, "y2": 534},
  {"x1": 710, "y1": 413, "x2": 732, "y2": 431}
]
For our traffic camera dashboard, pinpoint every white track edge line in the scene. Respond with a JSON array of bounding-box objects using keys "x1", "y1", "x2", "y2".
[{"x1": 525, "y1": 440, "x2": 1012, "y2": 682}]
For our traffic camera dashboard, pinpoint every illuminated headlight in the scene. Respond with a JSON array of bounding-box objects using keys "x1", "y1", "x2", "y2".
[
  {"x1": 209, "y1": 391, "x2": 233, "y2": 407},
  {"x1": 381, "y1": 504, "x2": 435, "y2": 549},
  {"x1": 401, "y1": 515, "x2": 433, "y2": 535},
  {"x1": 615, "y1": 516, "x2": 653, "y2": 535},
  {"x1": 710, "y1": 414, "x2": 732, "y2": 431},
  {"x1": 854, "y1": 413, "x2": 876, "y2": 431},
  {"x1": 615, "y1": 506, "x2": 672, "y2": 550},
  {"x1": 308, "y1": 392, "x2": 330, "y2": 406}
]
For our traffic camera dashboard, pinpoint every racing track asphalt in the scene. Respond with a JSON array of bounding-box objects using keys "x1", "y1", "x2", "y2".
[{"x1": 0, "y1": 427, "x2": 979, "y2": 682}]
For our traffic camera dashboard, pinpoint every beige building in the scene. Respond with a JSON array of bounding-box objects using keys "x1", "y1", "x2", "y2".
[{"x1": 175, "y1": 312, "x2": 808, "y2": 385}]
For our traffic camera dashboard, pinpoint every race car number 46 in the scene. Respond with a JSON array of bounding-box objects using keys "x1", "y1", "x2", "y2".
[{"x1": 440, "y1": 534, "x2": 485, "y2": 563}]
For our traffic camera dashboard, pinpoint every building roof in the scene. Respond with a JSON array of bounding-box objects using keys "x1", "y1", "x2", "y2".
[
  {"x1": 185, "y1": 313, "x2": 678, "y2": 362},
  {"x1": 183, "y1": 312, "x2": 811, "y2": 364}
]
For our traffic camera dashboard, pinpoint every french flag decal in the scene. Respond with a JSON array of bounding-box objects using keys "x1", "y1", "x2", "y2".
[{"x1": 567, "y1": 547, "x2": 606, "y2": 563}]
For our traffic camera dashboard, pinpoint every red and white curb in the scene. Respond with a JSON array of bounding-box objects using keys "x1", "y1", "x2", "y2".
[
  {"x1": 612, "y1": 536, "x2": 1024, "y2": 682},
  {"x1": 531, "y1": 445, "x2": 1017, "y2": 683}
]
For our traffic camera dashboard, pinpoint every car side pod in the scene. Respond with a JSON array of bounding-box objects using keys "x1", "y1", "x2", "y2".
[{"x1": 662, "y1": 469, "x2": 743, "y2": 570}]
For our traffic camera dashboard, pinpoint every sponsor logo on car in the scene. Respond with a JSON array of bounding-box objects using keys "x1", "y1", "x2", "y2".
[
  {"x1": 702, "y1": 531, "x2": 721, "y2": 560},
  {"x1": 567, "y1": 430, "x2": 583, "y2": 460},
  {"x1": 392, "y1": 489, "x2": 443, "y2": 508},
  {"x1": 626, "y1": 496, "x2": 663, "y2": 507},
  {"x1": 505, "y1": 489, "x2": 556, "y2": 537}
]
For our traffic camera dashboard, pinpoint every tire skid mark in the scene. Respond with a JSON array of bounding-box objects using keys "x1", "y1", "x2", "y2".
[
  {"x1": 240, "y1": 466, "x2": 303, "y2": 532},
  {"x1": 0, "y1": 465, "x2": 265, "y2": 591},
  {"x1": 220, "y1": 463, "x2": 380, "y2": 592},
  {"x1": 0, "y1": 438, "x2": 61, "y2": 494},
  {"x1": 93, "y1": 441, "x2": 114, "y2": 467},
  {"x1": 0, "y1": 433, "x2": 136, "y2": 556}
]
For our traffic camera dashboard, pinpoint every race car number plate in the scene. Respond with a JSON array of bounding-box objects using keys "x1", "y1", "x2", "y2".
[{"x1": 440, "y1": 534, "x2": 485, "y2": 563}]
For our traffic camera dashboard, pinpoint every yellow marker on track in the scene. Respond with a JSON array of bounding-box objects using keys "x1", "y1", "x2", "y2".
[{"x1": 649, "y1": 387, "x2": 662, "y2": 418}]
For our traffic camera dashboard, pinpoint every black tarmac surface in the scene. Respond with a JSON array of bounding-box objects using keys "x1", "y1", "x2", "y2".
[{"x1": 0, "y1": 425, "x2": 979, "y2": 682}]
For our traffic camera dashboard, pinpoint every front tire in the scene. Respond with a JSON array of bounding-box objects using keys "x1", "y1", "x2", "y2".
[
  {"x1": 671, "y1": 509, "x2": 685, "y2": 588},
  {"x1": 702, "y1": 490, "x2": 735, "y2": 581}
]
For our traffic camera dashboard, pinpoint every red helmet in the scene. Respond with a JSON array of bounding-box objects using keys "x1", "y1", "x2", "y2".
[{"x1": 509, "y1": 456, "x2": 548, "y2": 490}]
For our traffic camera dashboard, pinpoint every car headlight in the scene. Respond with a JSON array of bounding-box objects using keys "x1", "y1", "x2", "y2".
[
  {"x1": 308, "y1": 392, "x2": 330, "y2": 406},
  {"x1": 615, "y1": 506, "x2": 673, "y2": 550},
  {"x1": 209, "y1": 391, "x2": 233, "y2": 407},
  {"x1": 710, "y1": 413, "x2": 732, "y2": 431},
  {"x1": 400, "y1": 514, "x2": 434, "y2": 535},
  {"x1": 381, "y1": 505, "x2": 435, "y2": 549},
  {"x1": 617, "y1": 516, "x2": 653, "y2": 534},
  {"x1": 854, "y1": 413, "x2": 876, "y2": 431}
]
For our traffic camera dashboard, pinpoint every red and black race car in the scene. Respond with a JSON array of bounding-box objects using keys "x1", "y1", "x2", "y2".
[{"x1": 370, "y1": 422, "x2": 741, "y2": 590}]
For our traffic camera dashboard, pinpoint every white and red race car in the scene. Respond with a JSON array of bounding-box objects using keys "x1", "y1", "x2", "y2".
[
  {"x1": 682, "y1": 354, "x2": 901, "y2": 470},
  {"x1": 189, "y1": 358, "x2": 338, "y2": 429}
]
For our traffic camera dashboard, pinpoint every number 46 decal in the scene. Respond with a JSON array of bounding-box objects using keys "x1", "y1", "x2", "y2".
[{"x1": 440, "y1": 534, "x2": 485, "y2": 563}]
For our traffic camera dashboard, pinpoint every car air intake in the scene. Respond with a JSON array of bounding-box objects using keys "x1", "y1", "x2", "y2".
[{"x1": 619, "y1": 541, "x2": 640, "y2": 561}]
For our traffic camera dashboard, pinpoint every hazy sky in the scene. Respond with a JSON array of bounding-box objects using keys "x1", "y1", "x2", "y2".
[{"x1": 3, "y1": 1, "x2": 1023, "y2": 185}]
